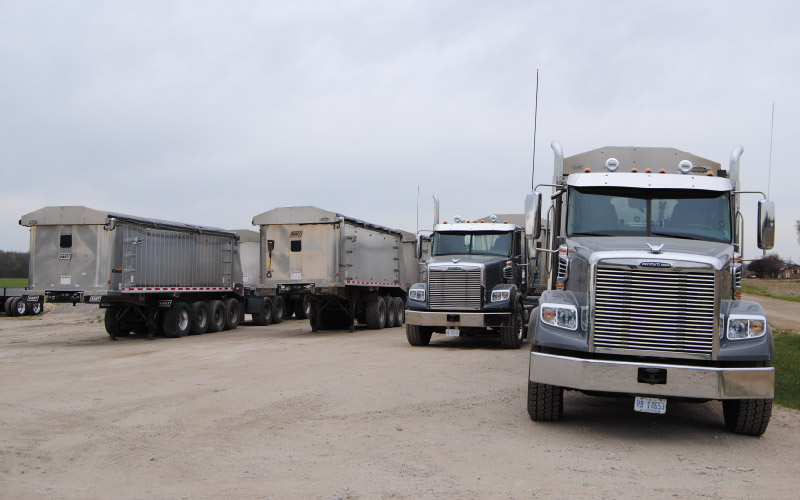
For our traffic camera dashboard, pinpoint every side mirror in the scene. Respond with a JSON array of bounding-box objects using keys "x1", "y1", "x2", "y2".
[
  {"x1": 525, "y1": 192, "x2": 542, "y2": 237},
  {"x1": 757, "y1": 200, "x2": 775, "y2": 250}
]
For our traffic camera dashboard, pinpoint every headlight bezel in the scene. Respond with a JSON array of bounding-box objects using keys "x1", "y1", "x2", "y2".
[
  {"x1": 490, "y1": 289, "x2": 511, "y2": 303},
  {"x1": 408, "y1": 285, "x2": 426, "y2": 302},
  {"x1": 726, "y1": 314, "x2": 767, "y2": 341},
  {"x1": 539, "y1": 302, "x2": 578, "y2": 331}
]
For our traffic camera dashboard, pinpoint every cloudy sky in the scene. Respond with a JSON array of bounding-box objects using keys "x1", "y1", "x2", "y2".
[{"x1": 1, "y1": 0, "x2": 798, "y2": 263}]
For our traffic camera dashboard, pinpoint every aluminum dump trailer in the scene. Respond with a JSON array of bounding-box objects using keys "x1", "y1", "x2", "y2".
[
  {"x1": 252, "y1": 206, "x2": 418, "y2": 331},
  {"x1": 19, "y1": 206, "x2": 269, "y2": 339}
]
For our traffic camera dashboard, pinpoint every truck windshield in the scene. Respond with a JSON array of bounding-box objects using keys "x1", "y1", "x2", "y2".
[
  {"x1": 432, "y1": 231, "x2": 512, "y2": 257},
  {"x1": 567, "y1": 187, "x2": 732, "y2": 243}
]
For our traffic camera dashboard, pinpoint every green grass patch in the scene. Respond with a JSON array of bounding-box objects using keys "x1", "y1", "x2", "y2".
[
  {"x1": 775, "y1": 333, "x2": 800, "y2": 411},
  {"x1": 743, "y1": 281, "x2": 800, "y2": 303},
  {"x1": 0, "y1": 278, "x2": 28, "y2": 288}
]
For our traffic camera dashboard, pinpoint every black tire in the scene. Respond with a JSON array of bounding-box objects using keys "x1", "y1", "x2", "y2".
[
  {"x1": 527, "y1": 380, "x2": 564, "y2": 421},
  {"x1": 163, "y1": 302, "x2": 191, "y2": 338},
  {"x1": 4, "y1": 297, "x2": 15, "y2": 316},
  {"x1": 393, "y1": 297, "x2": 405, "y2": 325},
  {"x1": 252, "y1": 297, "x2": 274, "y2": 326},
  {"x1": 10, "y1": 297, "x2": 25, "y2": 317},
  {"x1": 500, "y1": 304, "x2": 525, "y2": 349},
  {"x1": 309, "y1": 301, "x2": 326, "y2": 332},
  {"x1": 406, "y1": 324, "x2": 432, "y2": 346},
  {"x1": 385, "y1": 296, "x2": 397, "y2": 328},
  {"x1": 190, "y1": 301, "x2": 209, "y2": 335},
  {"x1": 294, "y1": 295, "x2": 310, "y2": 320},
  {"x1": 104, "y1": 307, "x2": 122, "y2": 338},
  {"x1": 365, "y1": 297, "x2": 386, "y2": 330},
  {"x1": 272, "y1": 295, "x2": 285, "y2": 324},
  {"x1": 29, "y1": 300, "x2": 43, "y2": 315},
  {"x1": 723, "y1": 398, "x2": 773, "y2": 436},
  {"x1": 224, "y1": 298, "x2": 241, "y2": 330},
  {"x1": 206, "y1": 300, "x2": 225, "y2": 333}
]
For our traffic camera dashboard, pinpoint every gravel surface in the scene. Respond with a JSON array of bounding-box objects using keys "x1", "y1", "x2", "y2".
[{"x1": 1, "y1": 300, "x2": 799, "y2": 499}]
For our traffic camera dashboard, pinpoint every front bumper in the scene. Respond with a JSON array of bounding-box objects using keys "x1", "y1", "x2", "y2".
[
  {"x1": 529, "y1": 352, "x2": 774, "y2": 400},
  {"x1": 405, "y1": 310, "x2": 509, "y2": 327}
]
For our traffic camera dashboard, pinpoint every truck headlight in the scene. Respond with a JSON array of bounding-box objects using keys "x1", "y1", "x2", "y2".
[
  {"x1": 491, "y1": 289, "x2": 510, "y2": 302},
  {"x1": 727, "y1": 315, "x2": 767, "y2": 340},
  {"x1": 408, "y1": 286, "x2": 426, "y2": 301},
  {"x1": 540, "y1": 303, "x2": 578, "y2": 331}
]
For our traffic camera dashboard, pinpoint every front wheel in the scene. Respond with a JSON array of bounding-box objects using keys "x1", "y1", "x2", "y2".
[
  {"x1": 723, "y1": 398, "x2": 773, "y2": 436},
  {"x1": 527, "y1": 380, "x2": 564, "y2": 421},
  {"x1": 406, "y1": 324, "x2": 432, "y2": 346},
  {"x1": 500, "y1": 305, "x2": 524, "y2": 349}
]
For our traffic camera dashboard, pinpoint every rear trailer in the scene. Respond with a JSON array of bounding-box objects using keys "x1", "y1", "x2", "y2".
[
  {"x1": 252, "y1": 206, "x2": 417, "y2": 331},
  {"x1": 19, "y1": 206, "x2": 266, "y2": 339}
]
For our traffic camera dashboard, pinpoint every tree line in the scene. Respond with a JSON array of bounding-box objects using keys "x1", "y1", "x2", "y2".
[{"x1": 0, "y1": 251, "x2": 30, "y2": 278}]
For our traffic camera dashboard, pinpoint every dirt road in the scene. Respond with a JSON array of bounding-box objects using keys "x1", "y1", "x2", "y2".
[{"x1": 1, "y1": 302, "x2": 799, "y2": 499}]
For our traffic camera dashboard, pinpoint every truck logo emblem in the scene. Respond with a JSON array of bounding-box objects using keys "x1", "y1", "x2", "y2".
[
  {"x1": 451, "y1": 258, "x2": 460, "y2": 263},
  {"x1": 448, "y1": 267, "x2": 462, "y2": 270},
  {"x1": 646, "y1": 243, "x2": 665, "y2": 254},
  {"x1": 640, "y1": 262, "x2": 672, "y2": 268}
]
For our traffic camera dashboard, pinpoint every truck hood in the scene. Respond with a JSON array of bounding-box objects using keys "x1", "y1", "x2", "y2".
[
  {"x1": 428, "y1": 254, "x2": 507, "y2": 268},
  {"x1": 568, "y1": 236, "x2": 734, "y2": 270}
]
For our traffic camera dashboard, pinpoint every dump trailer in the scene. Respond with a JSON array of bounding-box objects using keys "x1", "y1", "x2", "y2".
[
  {"x1": 18, "y1": 206, "x2": 271, "y2": 339},
  {"x1": 525, "y1": 142, "x2": 776, "y2": 435},
  {"x1": 252, "y1": 206, "x2": 416, "y2": 331},
  {"x1": 2, "y1": 287, "x2": 44, "y2": 316},
  {"x1": 404, "y1": 203, "x2": 549, "y2": 349}
]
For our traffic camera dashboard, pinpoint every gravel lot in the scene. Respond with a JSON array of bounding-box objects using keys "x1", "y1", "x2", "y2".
[{"x1": 1, "y1": 301, "x2": 799, "y2": 500}]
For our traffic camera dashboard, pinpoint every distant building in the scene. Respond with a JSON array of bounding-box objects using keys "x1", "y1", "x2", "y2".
[{"x1": 779, "y1": 265, "x2": 800, "y2": 279}]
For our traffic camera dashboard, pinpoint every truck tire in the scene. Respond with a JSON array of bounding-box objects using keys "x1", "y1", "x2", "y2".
[
  {"x1": 527, "y1": 380, "x2": 564, "y2": 421},
  {"x1": 500, "y1": 305, "x2": 525, "y2": 349},
  {"x1": 29, "y1": 300, "x2": 43, "y2": 315},
  {"x1": 365, "y1": 297, "x2": 386, "y2": 329},
  {"x1": 252, "y1": 297, "x2": 274, "y2": 326},
  {"x1": 309, "y1": 302, "x2": 326, "y2": 332},
  {"x1": 224, "y1": 298, "x2": 241, "y2": 330},
  {"x1": 4, "y1": 297, "x2": 15, "y2": 316},
  {"x1": 104, "y1": 307, "x2": 122, "y2": 339},
  {"x1": 190, "y1": 301, "x2": 209, "y2": 335},
  {"x1": 385, "y1": 296, "x2": 397, "y2": 327},
  {"x1": 294, "y1": 295, "x2": 310, "y2": 320},
  {"x1": 206, "y1": 300, "x2": 226, "y2": 333},
  {"x1": 406, "y1": 324, "x2": 432, "y2": 346},
  {"x1": 393, "y1": 297, "x2": 405, "y2": 325},
  {"x1": 272, "y1": 295, "x2": 285, "y2": 324},
  {"x1": 723, "y1": 398, "x2": 773, "y2": 436},
  {"x1": 11, "y1": 297, "x2": 25, "y2": 317},
  {"x1": 163, "y1": 302, "x2": 191, "y2": 338}
]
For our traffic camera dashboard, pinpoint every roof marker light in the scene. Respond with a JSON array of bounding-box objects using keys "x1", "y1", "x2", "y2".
[
  {"x1": 605, "y1": 158, "x2": 619, "y2": 172},
  {"x1": 584, "y1": 168, "x2": 592, "y2": 172},
  {"x1": 679, "y1": 160, "x2": 693, "y2": 174},
  {"x1": 645, "y1": 168, "x2": 652, "y2": 173},
  {"x1": 631, "y1": 168, "x2": 638, "y2": 173},
  {"x1": 659, "y1": 169, "x2": 666, "y2": 173}
]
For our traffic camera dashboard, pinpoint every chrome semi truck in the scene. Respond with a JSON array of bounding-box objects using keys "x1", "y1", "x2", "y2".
[
  {"x1": 252, "y1": 206, "x2": 417, "y2": 331},
  {"x1": 18, "y1": 207, "x2": 272, "y2": 339},
  {"x1": 525, "y1": 143, "x2": 776, "y2": 435}
]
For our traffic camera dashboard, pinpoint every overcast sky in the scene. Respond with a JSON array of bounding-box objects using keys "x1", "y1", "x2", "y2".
[{"x1": 1, "y1": 0, "x2": 798, "y2": 263}]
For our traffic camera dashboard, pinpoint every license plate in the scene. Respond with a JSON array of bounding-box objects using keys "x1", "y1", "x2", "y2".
[
  {"x1": 445, "y1": 328, "x2": 460, "y2": 337},
  {"x1": 634, "y1": 396, "x2": 667, "y2": 414}
]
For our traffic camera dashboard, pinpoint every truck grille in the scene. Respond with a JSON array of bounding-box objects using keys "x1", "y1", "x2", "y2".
[
  {"x1": 593, "y1": 266, "x2": 716, "y2": 356},
  {"x1": 429, "y1": 268, "x2": 482, "y2": 310}
]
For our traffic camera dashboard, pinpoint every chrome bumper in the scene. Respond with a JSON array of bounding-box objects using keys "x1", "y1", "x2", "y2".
[
  {"x1": 529, "y1": 352, "x2": 774, "y2": 400},
  {"x1": 405, "y1": 310, "x2": 508, "y2": 327}
]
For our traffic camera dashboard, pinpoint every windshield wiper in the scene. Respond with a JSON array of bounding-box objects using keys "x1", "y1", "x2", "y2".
[
  {"x1": 570, "y1": 232, "x2": 615, "y2": 236},
  {"x1": 650, "y1": 231, "x2": 703, "y2": 241}
]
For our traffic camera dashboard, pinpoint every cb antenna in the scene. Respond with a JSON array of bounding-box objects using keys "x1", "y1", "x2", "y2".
[
  {"x1": 768, "y1": 102, "x2": 774, "y2": 199},
  {"x1": 531, "y1": 68, "x2": 539, "y2": 191}
]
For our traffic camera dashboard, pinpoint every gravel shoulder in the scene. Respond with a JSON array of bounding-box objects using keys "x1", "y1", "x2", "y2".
[{"x1": 1, "y1": 301, "x2": 799, "y2": 499}]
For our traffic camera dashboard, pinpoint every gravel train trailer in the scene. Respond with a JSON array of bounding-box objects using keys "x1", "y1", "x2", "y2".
[
  {"x1": 252, "y1": 206, "x2": 418, "y2": 331},
  {"x1": 19, "y1": 206, "x2": 270, "y2": 339}
]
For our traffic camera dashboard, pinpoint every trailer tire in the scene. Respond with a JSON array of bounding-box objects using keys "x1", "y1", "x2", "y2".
[
  {"x1": 310, "y1": 302, "x2": 326, "y2": 332},
  {"x1": 29, "y1": 300, "x2": 43, "y2": 315},
  {"x1": 252, "y1": 297, "x2": 274, "y2": 326},
  {"x1": 206, "y1": 300, "x2": 226, "y2": 333},
  {"x1": 104, "y1": 307, "x2": 122, "y2": 338},
  {"x1": 365, "y1": 297, "x2": 386, "y2": 329},
  {"x1": 10, "y1": 297, "x2": 25, "y2": 317},
  {"x1": 272, "y1": 296, "x2": 285, "y2": 324},
  {"x1": 190, "y1": 301, "x2": 209, "y2": 335},
  {"x1": 163, "y1": 302, "x2": 191, "y2": 338},
  {"x1": 500, "y1": 304, "x2": 525, "y2": 349},
  {"x1": 393, "y1": 297, "x2": 405, "y2": 326},
  {"x1": 406, "y1": 324, "x2": 432, "y2": 346},
  {"x1": 4, "y1": 297, "x2": 15, "y2": 316},
  {"x1": 527, "y1": 380, "x2": 564, "y2": 421},
  {"x1": 385, "y1": 296, "x2": 397, "y2": 327},
  {"x1": 723, "y1": 398, "x2": 773, "y2": 436},
  {"x1": 294, "y1": 295, "x2": 310, "y2": 320},
  {"x1": 224, "y1": 298, "x2": 241, "y2": 330}
]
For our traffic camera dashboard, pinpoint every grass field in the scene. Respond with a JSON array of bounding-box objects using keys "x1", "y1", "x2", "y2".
[
  {"x1": 743, "y1": 278, "x2": 800, "y2": 303},
  {"x1": 775, "y1": 332, "x2": 800, "y2": 411},
  {"x1": 0, "y1": 278, "x2": 28, "y2": 288}
]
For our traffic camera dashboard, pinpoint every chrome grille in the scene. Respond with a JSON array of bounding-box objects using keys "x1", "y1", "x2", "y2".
[
  {"x1": 593, "y1": 266, "x2": 716, "y2": 356},
  {"x1": 429, "y1": 268, "x2": 482, "y2": 310}
]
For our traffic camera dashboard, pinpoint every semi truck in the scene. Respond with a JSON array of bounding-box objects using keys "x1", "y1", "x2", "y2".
[
  {"x1": 18, "y1": 206, "x2": 273, "y2": 339},
  {"x1": 404, "y1": 199, "x2": 549, "y2": 349},
  {"x1": 525, "y1": 142, "x2": 776, "y2": 435},
  {"x1": 252, "y1": 206, "x2": 417, "y2": 331}
]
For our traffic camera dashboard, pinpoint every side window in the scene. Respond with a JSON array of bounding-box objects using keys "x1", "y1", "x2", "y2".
[
  {"x1": 290, "y1": 240, "x2": 301, "y2": 252},
  {"x1": 60, "y1": 234, "x2": 72, "y2": 248}
]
